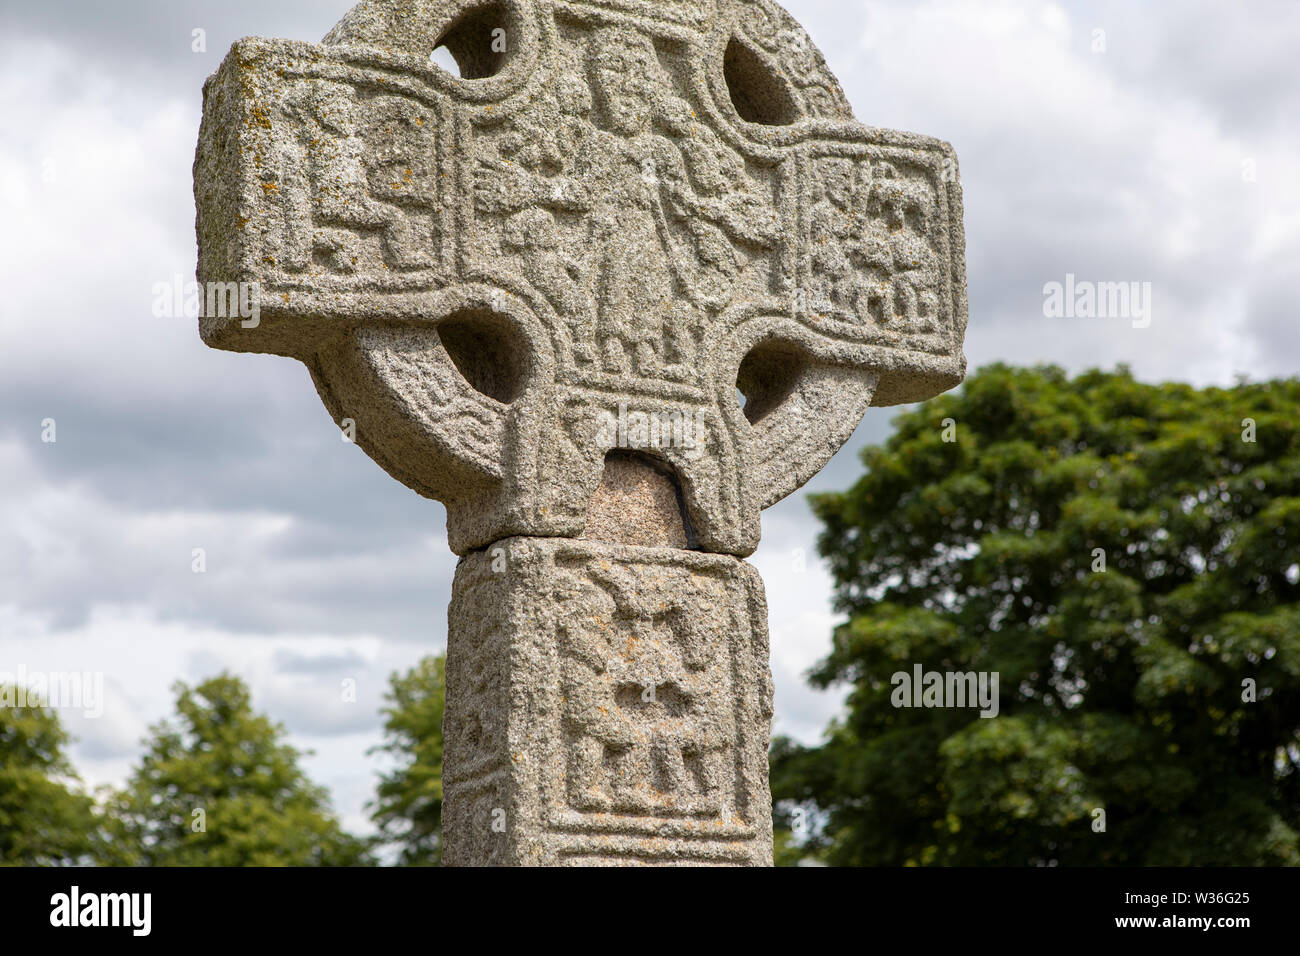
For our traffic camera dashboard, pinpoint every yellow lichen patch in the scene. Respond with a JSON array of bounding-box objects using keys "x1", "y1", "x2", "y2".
[{"x1": 261, "y1": 182, "x2": 279, "y2": 195}]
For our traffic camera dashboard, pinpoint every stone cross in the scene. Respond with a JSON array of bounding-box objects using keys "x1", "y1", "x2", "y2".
[{"x1": 195, "y1": 0, "x2": 968, "y2": 865}]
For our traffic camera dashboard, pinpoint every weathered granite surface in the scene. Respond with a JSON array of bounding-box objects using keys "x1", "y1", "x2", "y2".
[
  {"x1": 194, "y1": 0, "x2": 969, "y2": 866},
  {"x1": 194, "y1": 0, "x2": 968, "y2": 557},
  {"x1": 443, "y1": 536, "x2": 772, "y2": 866}
]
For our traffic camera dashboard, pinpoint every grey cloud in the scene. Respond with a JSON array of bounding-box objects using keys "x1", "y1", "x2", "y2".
[
  {"x1": 260, "y1": 679, "x2": 381, "y2": 737},
  {"x1": 273, "y1": 648, "x2": 372, "y2": 676},
  {"x1": 1079, "y1": 0, "x2": 1300, "y2": 140},
  {"x1": 1, "y1": 1, "x2": 353, "y2": 88}
]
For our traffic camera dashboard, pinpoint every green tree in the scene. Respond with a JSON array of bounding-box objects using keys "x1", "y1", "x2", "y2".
[
  {"x1": 0, "y1": 690, "x2": 98, "y2": 865},
  {"x1": 773, "y1": 365, "x2": 1300, "y2": 866},
  {"x1": 370, "y1": 654, "x2": 445, "y2": 865},
  {"x1": 101, "y1": 674, "x2": 370, "y2": 866}
]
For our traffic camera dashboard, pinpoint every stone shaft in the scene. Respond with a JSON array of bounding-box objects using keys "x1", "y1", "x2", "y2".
[{"x1": 442, "y1": 536, "x2": 773, "y2": 866}]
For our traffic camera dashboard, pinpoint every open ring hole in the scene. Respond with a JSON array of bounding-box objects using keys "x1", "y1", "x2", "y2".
[
  {"x1": 430, "y1": 1, "x2": 513, "y2": 80},
  {"x1": 723, "y1": 36, "x2": 800, "y2": 126},
  {"x1": 736, "y1": 340, "x2": 809, "y2": 424},
  {"x1": 437, "y1": 307, "x2": 528, "y2": 404}
]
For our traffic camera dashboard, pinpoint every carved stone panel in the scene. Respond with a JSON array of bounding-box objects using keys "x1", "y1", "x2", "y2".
[{"x1": 442, "y1": 537, "x2": 773, "y2": 866}]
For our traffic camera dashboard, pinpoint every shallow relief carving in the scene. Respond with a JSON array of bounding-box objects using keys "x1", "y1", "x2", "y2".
[
  {"x1": 442, "y1": 538, "x2": 773, "y2": 866},
  {"x1": 195, "y1": 0, "x2": 970, "y2": 870},
  {"x1": 194, "y1": 0, "x2": 969, "y2": 556}
]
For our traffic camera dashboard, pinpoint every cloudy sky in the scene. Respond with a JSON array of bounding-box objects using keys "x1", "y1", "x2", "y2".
[{"x1": 1, "y1": 0, "x2": 1296, "y2": 836}]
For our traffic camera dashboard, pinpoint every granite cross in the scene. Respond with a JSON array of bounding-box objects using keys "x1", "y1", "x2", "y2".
[{"x1": 195, "y1": 0, "x2": 969, "y2": 865}]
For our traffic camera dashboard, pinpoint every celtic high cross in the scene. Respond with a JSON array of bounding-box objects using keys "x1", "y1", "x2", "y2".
[{"x1": 195, "y1": 0, "x2": 968, "y2": 865}]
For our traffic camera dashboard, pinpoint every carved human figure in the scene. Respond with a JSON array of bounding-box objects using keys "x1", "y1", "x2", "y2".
[
  {"x1": 584, "y1": 27, "x2": 778, "y2": 379},
  {"x1": 471, "y1": 26, "x2": 780, "y2": 380},
  {"x1": 475, "y1": 73, "x2": 600, "y2": 359},
  {"x1": 365, "y1": 95, "x2": 440, "y2": 269},
  {"x1": 660, "y1": 106, "x2": 778, "y2": 309},
  {"x1": 859, "y1": 161, "x2": 942, "y2": 331},
  {"x1": 808, "y1": 157, "x2": 860, "y2": 320},
  {"x1": 579, "y1": 28, "x2": 684, "y2": 377},
  {"x1": 502, "y1": 207, "x2": 597, "y2": 364}
]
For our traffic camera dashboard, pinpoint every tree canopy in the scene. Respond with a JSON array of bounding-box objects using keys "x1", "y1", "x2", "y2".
[
  {"x1": 772, "y1": 364, "x2": 1300, "y2": 866},
  {"x1": 370, "y1": 654, "x2": 445, "y2": 865},
  {"x1": 0, "y1": 691, "x2": 97, "y2": 865},
  {"x1": 100, "y1": 674, "x2": 370, "y2": 866}
]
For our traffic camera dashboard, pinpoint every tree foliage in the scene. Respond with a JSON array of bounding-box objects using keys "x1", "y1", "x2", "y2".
[
  {"x1": 100, "y1": 674, "x2": 370, "y2": 866},
  {"x1": 0, "y1": 691, "x2": 97, "y2": 865},
  {"x1": 370, "y1": 654, "x2": 445, "y2": 865},
  {"x1": 773, "y1": 365, "x2": 1300, "y2": 866}
]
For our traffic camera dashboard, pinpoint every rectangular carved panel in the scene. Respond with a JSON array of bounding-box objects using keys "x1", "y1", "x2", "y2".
[{"x1": 443, "y1": 537, "x2": 773, "y2": 866}]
